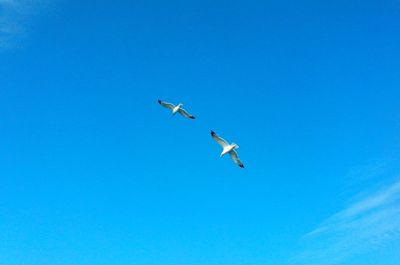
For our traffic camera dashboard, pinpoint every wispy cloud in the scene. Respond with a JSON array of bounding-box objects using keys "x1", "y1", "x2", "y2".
[
  {"x1": 294, "y1": 178, "x2": 400, "y2": 265},
  {"x1": 0, "y1": 0, "x2": 48, "y2": 49}
]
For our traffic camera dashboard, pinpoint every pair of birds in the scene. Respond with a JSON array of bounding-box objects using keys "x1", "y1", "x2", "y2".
[{"x1": 158, "y1": 99, "x2": 244, "y2": 168}]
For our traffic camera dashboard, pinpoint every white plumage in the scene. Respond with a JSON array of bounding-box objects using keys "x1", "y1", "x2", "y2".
[
  {"x1": 158, "y1": 100, "x2": 195, "y2": 119},
  {"x1": 211, "y1": 130, "x2": 244, "y2": 168}
]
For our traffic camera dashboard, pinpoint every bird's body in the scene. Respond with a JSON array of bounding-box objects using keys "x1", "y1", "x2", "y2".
[
  {"x1": 172, "y1": 104, "x2": 183, "y2": 115},
  {"x1": 220, "y1": 144, "x2": 237, "y2": 157},
  {"x1": 211, "y1": 130, "x2": 244, "y2": 168},
  {"x1": 158, "y1": 100, "x2": 195, "y2": 119}
]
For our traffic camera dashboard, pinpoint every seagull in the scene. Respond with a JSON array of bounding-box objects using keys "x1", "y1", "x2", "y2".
[
  {"x1": 211, "y1": 130, "x2": 244, "y2": 168},
  {"x1": 158, "y1": 100, "x2": 195, "y2": 119}
]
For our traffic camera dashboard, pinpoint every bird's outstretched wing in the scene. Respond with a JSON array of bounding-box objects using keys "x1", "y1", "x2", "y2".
[
  {"x1": 158, "y1": 100, "x2": 175, "y2": 110},
  {"x1": 178, "y1": 108, "x2": 195, "y2": 119},
  {"x1": 211, "y1": 131, "x2": 229, "y2": 148},
  {"x1": 229, "y1": 149, "x2": 244, "y2": 168}
]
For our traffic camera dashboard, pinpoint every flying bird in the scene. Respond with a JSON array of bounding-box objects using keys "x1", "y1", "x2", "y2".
[
  {"x1": 211, "y1": 130, "x2": 244, "y2": 168},
  {"x1": 158, "y1": 100, "x2": 195, "y2": 119}
]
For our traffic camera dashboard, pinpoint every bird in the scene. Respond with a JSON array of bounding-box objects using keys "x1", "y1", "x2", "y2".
[
  {"x1": 158, "y1": 99, "x2": 195, "y2": 119},
  {"x1": 211, "y1": 130, "x2": 244, "y2": 168}
]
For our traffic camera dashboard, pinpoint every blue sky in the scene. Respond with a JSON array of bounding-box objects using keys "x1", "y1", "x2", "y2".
[{"x1": 1, "y1": 1, "x2": 400, "y2": 264}]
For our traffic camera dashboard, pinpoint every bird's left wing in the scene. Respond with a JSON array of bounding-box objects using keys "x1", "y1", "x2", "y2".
[
  {"x1": 158, "y1": 100, "x2": 175, "y2": 110},
  {"x1": 178, "y1": 108, "x2": 195, "y2": 119},
  {"x1": 230, "y1": 149, "x2": 244, "y2": 168},
  {"x1": 211, "y1": 131, "x2": 229, "y2": 147}
]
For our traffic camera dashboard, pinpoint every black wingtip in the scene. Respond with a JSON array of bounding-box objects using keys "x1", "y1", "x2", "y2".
[
  {"x1": 239, "y1": 164, "x2": 245, "y2": 168},
  {"x1": 190, "y1": 116, "x2": 195, "y2": 119},
  {"x1": 211, "y1": 130, "x2": 216, "y2": 136},
  {"x1": 157, "y1": 99, "x2": 162, "y2": 104}
]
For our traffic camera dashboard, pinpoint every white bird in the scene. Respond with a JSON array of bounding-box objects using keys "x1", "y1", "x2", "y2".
[
  {"x1": 211, "y1": 130, "x2": 244, "y2": 168},
  {"x1": 158, "y1": 100, "x2": 195, "y2": 119}
]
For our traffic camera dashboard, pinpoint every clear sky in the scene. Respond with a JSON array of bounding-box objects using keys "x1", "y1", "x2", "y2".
[{"x1": 1, "y1": 1, "x2": 400, "y2": 265}]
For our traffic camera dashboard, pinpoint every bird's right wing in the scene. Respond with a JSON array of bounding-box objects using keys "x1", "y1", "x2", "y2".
[
  {"x1": 230, "y1": 149, "x2": 244, "y2": 168},
  {"x1": 211, "y1": 131, "x2": 229, "y2": 147},
  {"x1": 178, "y1": 108, "x2": 195, "y2": 119},
  {"x1": 158, "y1": 100, "x2": 175, "y2": 110}
]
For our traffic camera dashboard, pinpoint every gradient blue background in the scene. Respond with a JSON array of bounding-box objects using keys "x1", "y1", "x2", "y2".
[{"x1": 1, "y1": 1, "x2": 400, "y2": 264}]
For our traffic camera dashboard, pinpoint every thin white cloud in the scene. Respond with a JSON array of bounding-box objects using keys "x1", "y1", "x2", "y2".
[
  {"x1": 338, "y1": 181, "x2": 400, "y2": 218},
  {"x1": 294, "y1": 178, "x2": 400, "y2": 265},
  {"x1": 0, "y1": 0, "x2": 48, "y2": 49}
]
